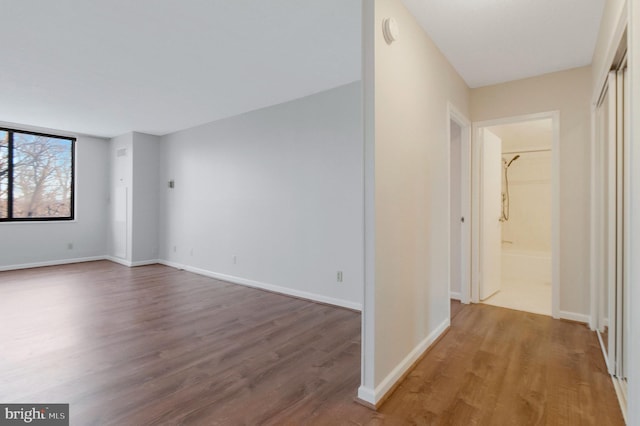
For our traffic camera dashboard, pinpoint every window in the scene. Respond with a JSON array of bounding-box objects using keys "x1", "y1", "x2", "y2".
[{"x1": 0, "y1": 128, "x2": 75, "y2": 221}]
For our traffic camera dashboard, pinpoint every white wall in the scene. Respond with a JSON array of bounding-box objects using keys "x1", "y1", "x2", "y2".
[
  {"x1": 131, "y1": 132, "x2": 159, "y2": 263},
  {"x1": 500, "y1": 150, "x2": 552, "y2": 252},
  {"x1": 0, "y1": 126, "x2": 109, "y2": 270},
  {"x1": 157, "y1": 82, "x2": 363, "y2": 309},
  {"x1": 493, "y1": 121, "x2": 552, "y2": 253},
  {"x1": 108, "y1": 132, "x2": 160, "y2": 265},
  {"x1": 360, "y1": 0, "x2": 470, "y2": 403},
  {"x1": 471, "y1": 67, "x2": 592, "y2": 318},
  {"x1": 450, "y1": 122, "x2": 462, "y2": 298}
]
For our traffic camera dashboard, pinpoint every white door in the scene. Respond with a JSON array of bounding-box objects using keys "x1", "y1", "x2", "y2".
[
  {"x1": 480, "y1": 129, "x2": 502, "y2": 300},
  {"x1": 450, "y1": 121, "x2": 462, "y2": 300}
]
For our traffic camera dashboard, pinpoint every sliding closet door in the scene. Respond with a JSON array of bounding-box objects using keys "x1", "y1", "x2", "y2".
[
  {"x1": 606, "y1": 71, "x2": 618, "y2": 371},
  {"x1": 618, "y1": 61, "x2": 629, "y2": 379},
  {"x1": 595, "y1": 71, "x2": 617, "y2": 374},
  {"x1": 594, "y1": 62, "x2": 629, "y2": 381},
  {"x1": 592, "y1": 33, "x2": 629, "y2": 417}
]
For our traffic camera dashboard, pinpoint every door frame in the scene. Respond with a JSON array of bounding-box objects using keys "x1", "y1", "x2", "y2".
[
  {"x1": 470, "y1": 111, "x2": 560, "y2": 319},
  {"x1": 447, "y1": 102, "x2": 471, "y2": 305}
]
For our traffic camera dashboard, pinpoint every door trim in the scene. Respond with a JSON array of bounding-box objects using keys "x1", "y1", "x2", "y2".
[
  {"x1": 447, "y1": 102, "x2": 471, "y2": 306},
  {"x1": 471, "y1": 111, "x2": 560, "y2": 319}
]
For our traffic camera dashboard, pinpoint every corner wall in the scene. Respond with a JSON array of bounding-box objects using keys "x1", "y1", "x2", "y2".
[
  {"x1": 131, "y1": 132, "x2": 159, "y2": 263},
  {"x1": 360, "y1": 0, "x2": 470, "y2": 403},
  {"x1": 471, "y1": 66, "x2": 592, "y2": 319},
  {"x1": 108, "y1": 132, "x2": 160, "y2": 265},
  {"x1": 157, "y1": 82, "x2": 364, "y2": 309}
]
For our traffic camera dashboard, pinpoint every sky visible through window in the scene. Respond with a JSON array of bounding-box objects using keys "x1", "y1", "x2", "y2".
[{"x1": 0, "y1": 130, "x2": 73, "y2": 220}]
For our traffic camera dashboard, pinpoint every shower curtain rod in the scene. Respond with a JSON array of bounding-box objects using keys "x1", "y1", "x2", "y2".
[{"x1": 502, "y1": 148, "x2": 551, "y2": 154}]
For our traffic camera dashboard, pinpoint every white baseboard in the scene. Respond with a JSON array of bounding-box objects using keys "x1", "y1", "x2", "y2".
[
  {"x1": 596, "y1": 331, "x2": 613, "y2": 373},
  {"x1": 450, "y1": 291, "x2": 462, "y2": 301},
  {"x1": 106, "y1": 256, "x2": 132, "y2": 267},
  {"x1": 357, "y1": 386, "x2": 376, "y2": 405},
  {"x1": 559, "y1": 310, "x2": 590, "y2": 324},
  {"x1": 0, "y1": 255, "x2": 107, "y2": 272},
  {"x1": 357, "y1": 317, "x2": 450, "y2": 405},
  {"x1": 132, "y1": 259, "x2": 160, "y2": 267},
  {"x1": 158, "y1": 260, "x2": 362, "y2": 312},
  {"x1": 0, "y1": 255, "x2": 362, "y2": 312},
  {"x1": 612, "y1": 376, "x2": 628, "y2": 424},
  {"x1": 105, "y1": 257, "x2": 159, "y2": 267}
]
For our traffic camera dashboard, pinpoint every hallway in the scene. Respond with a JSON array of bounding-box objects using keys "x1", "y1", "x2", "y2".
[{"x1": 359, "y1": 301, "x2": 624, "y2": 424}]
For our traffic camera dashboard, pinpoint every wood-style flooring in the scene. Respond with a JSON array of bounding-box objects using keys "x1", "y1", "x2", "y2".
[{"x1": 0, "y1": 262, "x2": 624, "y2": 425}]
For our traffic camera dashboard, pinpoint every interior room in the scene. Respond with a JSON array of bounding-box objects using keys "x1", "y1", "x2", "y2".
[
  {"x1": 0, "y1": 0, "x2": 637, "y2": 424},
  {"x1": 480, "y1": 119, "x2": 553, "y2": 316}
]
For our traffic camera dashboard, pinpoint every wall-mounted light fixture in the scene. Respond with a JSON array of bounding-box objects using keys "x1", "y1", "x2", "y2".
[{"x1": 382, "y1": 17, "x2": 399, "y2": 44}]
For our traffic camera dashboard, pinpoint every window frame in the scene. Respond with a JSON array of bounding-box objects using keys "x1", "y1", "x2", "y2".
[{"x1": 0, "y1": 127, "x2": 76, "y2": 222}]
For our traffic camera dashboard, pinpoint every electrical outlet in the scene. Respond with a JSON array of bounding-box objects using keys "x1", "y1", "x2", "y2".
[
  {"x1": 190, "y1": 248, "x2": 194, "y2": 256},
  {"x1": 173, "y1": 245, "x2": 177, "y2": 253},
  {"x1": 233, "y1": 255, "x2": 237, "y2": 264},
  {"x1": 67, "y1": 243, "x2": 73, "y2": 250},
  {"x1": 337, "y1": 271, "x2": 343, "y2": 282}
]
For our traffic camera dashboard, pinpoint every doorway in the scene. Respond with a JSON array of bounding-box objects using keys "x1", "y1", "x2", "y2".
[{"x1": 471, "y1": 112, "x2": 560, "y2": 318}]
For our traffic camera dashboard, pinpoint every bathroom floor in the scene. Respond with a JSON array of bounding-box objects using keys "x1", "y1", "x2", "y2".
[{"x1": 482, "y1": 279, "x2": 551, "y2": 316}]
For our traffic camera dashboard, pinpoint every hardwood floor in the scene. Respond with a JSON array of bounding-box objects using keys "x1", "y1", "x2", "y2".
[
  {"x1": 0, "y1": 262, "x2": 624, "y2": 425},
  {"x1": 450, "y1": 299, "x2": 465, "y2": 320},
  {"x1": 375, "y1": 305, "x2": 624, "y2": 426}
]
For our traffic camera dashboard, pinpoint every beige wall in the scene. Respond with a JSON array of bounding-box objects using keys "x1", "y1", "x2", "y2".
[
  {"x1": 471, "y1": 66, "x2": 592, "y2": 317},
  {"x1": 363, "y1": 0, "x2": 470, "y2": 399}
]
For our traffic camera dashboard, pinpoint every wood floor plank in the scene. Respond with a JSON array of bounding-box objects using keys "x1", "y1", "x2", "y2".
[{"x1": 0, "y1": 262, "x2": 624, "y2": 425}]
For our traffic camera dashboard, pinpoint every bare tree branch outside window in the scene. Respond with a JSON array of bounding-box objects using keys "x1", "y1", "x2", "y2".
[{"x1": 0, "y1": 129, "x2": 74, "y2": 221}]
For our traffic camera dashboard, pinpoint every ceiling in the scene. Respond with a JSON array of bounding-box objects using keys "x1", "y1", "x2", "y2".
[
  {"x1": 1, "y1": 1, "x2": 607, "y2": 138},
  {"x1": 0, "y1": 1, "x2": 361, "y2": 138},
  {"x1": 402, "y1": 0, "x2": 606, "y2": 88}
]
